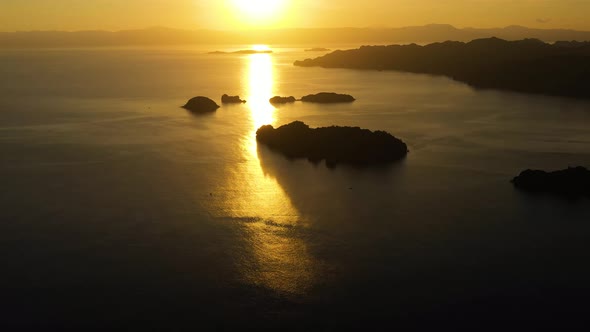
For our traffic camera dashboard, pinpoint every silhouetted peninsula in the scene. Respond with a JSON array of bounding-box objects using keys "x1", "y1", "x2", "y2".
[
  {"x1": 269, "y1": 96, "x2": 297, "y2": 104},
  {"x1": 182, "y1": 97, "x2": 220, "y2": 113},
  {"x1": 305, "y1": 48, "x2": 331, "y2": 52},
  {"x1": 209, "y1": 50, "x2": 273, "y2": 55},
  {"x1": 512, "y1": 166, "x2": 590, "y2": 197},
  {"x1": 256, "y1": 121, "x2": 408, "y2": 167},
  {"x1": 221, "y1": 94, "x2": 246, "y2": 104},
  {"x1": 295, "y1": 38, "x2": 590, "y2": 99},
  {"x1": 301, "y1": 93, "x2": 356, "y2": 104}
]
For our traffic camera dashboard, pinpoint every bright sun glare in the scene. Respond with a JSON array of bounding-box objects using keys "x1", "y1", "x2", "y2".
[
  {"x1": 252, "y1": 44, "x2": 270, "y2": 51},
  {"x1": 231, "y1": 0, "x2": 287, "y2": 23}
]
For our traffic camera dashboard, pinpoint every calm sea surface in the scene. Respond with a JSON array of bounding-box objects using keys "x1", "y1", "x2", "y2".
[{"x1": 1, "y1": 46, "x2": 590, "y2": 329}]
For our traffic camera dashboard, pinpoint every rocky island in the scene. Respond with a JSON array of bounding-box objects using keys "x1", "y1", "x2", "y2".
[
  {"x1": 182, "y1": 96, "x2": 220, "y2": 113},
  {"x1": 305, "y1": 48, "x2": 331, "y2": 52},
  {"x1": 256, "y1": 121, "x2": 408, "y2": 167},
  {"x1": 221, "y1": 94, "x2": 246, "y2": 104},
  {"x1": 512, "y1": 166, "x2": 590, "y2": 197},
  {"x1": 301, "y1": 92, "x2": 356, "y2": 104},
  {"x1": 294, "y1": 38, "x2": 590, "y2": 99},
  {"x1": 269, "y1": 96, "x2": 297, "y2": 104},
  {"x1": 209, "y1": 50, "x2": 273, "y2": 55}
]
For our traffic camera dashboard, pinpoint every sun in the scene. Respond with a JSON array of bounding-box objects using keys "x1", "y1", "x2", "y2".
[
  {"x1": 231, "y1": 0, "x2": 288, "y2": 25},
  {"x1": 252, "y1": 44, "x2": 271, "y2": 51}
]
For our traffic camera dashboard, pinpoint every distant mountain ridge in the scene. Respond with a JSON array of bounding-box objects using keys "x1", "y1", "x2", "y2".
[
  {"x1": 2, "y1": 24, "x2": 590, "y2": 48},
  {"x1": 294, "y1": 38, "x2": 590, "y2": 99}
]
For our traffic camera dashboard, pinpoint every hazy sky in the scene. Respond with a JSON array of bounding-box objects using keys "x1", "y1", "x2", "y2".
[{"x1": 1, "y1": 0, "x2": 590, "y2": 31}]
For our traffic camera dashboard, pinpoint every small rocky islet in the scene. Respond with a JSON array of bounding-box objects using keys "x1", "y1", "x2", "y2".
[
  {"x1": 305, "y1": 47, "x2": 331, "y2": 52},
  {"x1": 301, "y1": 92, "x2": 356, "y2": 103},
  {"x1": 182, "y1": 96, "x2": 220, "y2": 113},
  {"x1": 221, "y1": 94, "x2": 246, "y2": 104},
  {"x1": 208, "y1": 50, "x2": 273, "y2": 55},
  {"x1": 269, "y1": 96, "x2": 297, "y2": 104}
]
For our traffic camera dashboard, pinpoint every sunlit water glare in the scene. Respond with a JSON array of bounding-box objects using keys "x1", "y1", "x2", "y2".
[{"x1": 211, "y1": 51, "x2": 315, "y2": 294}]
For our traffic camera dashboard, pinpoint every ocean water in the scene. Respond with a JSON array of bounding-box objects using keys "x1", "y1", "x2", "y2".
[{"x1": 1, "y1": 46, "x2": 590, "y2": 329}]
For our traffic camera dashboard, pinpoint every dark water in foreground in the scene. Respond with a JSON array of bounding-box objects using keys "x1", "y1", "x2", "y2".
[{"x1": 1, "y1": 46, "x2": 590, "y2": 330}]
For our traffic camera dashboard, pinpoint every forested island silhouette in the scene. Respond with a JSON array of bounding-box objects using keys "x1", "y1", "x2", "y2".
[
  {"x1": 295, "y1": 38, "x2": 590, "y2": 99},
  {"x1": 256, "y1": 121, "x2": 408, "y2": 167},
  {"x1": 512, "y1": 167, "x2": 590, "y2": 198}
]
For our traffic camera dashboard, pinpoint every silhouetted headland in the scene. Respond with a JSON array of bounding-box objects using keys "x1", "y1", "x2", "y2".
[
  {"x1": 208, "y1": 50, "x2": 273, "y2": 55},
  {"x1": 512, "y1": 166, "x2": 590, "y2": 197},
  {"x1": 269, "y1": 96, "x2": 297, "y2": 104},
  {"x1": 256, "y1": 121, "x2": 408, "y2": 167},
  {"x1": 301, "y1": 92, "x2": 356, "y2": 104},
  {"x1": 305, "y1": 48, "x2": 331, "y2": 52},
  {"x1": 221, "y1": 94, "x2": 246, "y2": 104},
  {"x1": 295, "y1": 38, "x2": 590, "y2": 99},
  {"x1": 182, "y1": 96, "x2": 220, "y2": 113}
]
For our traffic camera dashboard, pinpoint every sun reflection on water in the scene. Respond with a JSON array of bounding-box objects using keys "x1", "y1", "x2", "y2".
[
  {"x1": 246, "y1": 53, "x2": 276, "y2": 131},
  {"x1": 210, "y1": 50, "x2": 317, "y2": 295}
]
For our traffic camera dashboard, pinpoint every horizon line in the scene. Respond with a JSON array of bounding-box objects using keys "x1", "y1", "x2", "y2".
[{"x1": 2, "y1": 23, "x2": 590, "y2": 34}]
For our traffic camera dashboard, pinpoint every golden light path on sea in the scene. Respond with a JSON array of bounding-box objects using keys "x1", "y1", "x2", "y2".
[
  {"x1": 214, "y1": 49, "x2": 316, "y2": 295},
  {"x1": 247, "y1": 52, "x2": 276, "y2": 131}
]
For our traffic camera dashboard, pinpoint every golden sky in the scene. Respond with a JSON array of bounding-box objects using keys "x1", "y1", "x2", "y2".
[{"x1": 1, "y1": 0, "x2": 590, "y2": 31}]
